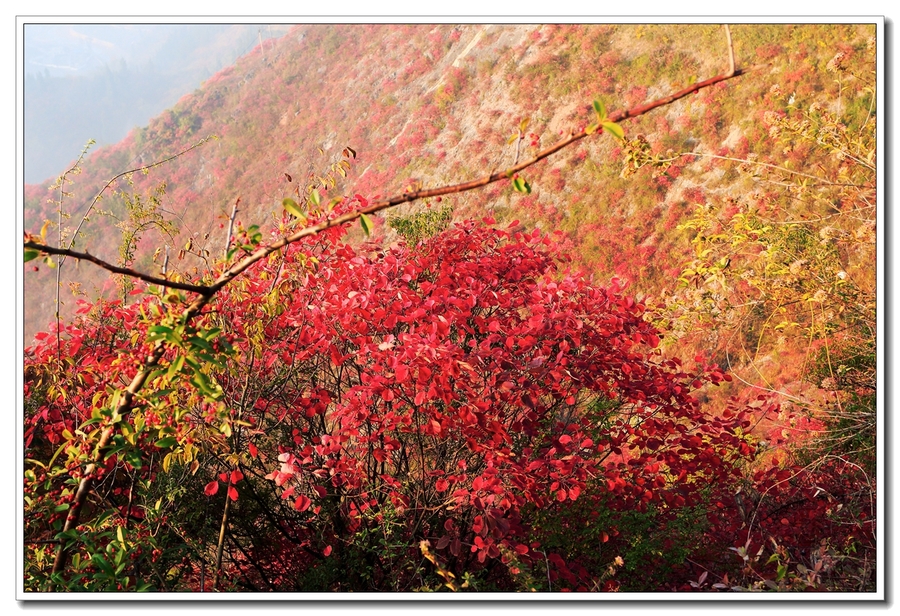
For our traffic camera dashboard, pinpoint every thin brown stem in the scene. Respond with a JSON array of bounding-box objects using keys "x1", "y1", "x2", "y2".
[
  {"x1": 54, "y1": 142, "x2": 93, "y2": 364},
  {"x1": 225, "y1": 198, "x2": 240, "y2": 258},
  {"x1": 213, "y1": 476, "x2": 233, "y2": 591},
  {"x1": 64, "y1": 136, "x2": 215, "y2": 256},
  {"x1": 724, "y1": 25, "x2": 736, "y2": 76}
]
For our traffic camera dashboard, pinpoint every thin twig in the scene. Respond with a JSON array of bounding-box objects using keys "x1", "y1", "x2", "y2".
[
  {"x1": 213, "y1": 476, "x2": 233, "y2": 591},
  {"x1": 724, "y1": 25, "x2": 736, "y2": 77},
  {"x1": 225, "y1": 198, "x2": 240, "y2": 258},
  {"x1": 54, "y1": 141, "x2": 94, "y2": 364},
  {"x1": 64, "y1": 136, "x2": 215, "y2": 256},
  {"x1": 513, "y1": 129, "x2": 523, "y2": 165}
]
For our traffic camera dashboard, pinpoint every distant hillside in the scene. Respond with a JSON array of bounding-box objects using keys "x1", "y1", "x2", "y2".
[
  {"x1": 24, "y1": 24, "x2": 291, "y2": 183},
  {"x1": 24, "y1": 22, "x2": 873, "y2": 372}
]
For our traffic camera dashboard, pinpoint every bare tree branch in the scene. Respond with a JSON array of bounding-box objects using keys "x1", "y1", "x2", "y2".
[
  {"x1": 724, "y1": 25, "x2": 736, "y2": 77},
  {"x1": 24, "y1": 241, "x2": 210, "y2": 295},
  {"x1": 225, "y1": 198, "x2": 240, "y2": 258}
]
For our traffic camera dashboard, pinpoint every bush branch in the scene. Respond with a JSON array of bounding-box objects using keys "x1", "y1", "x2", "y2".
[{"x1": 24, "y1": 241, "x2": 210, "y2": 296}]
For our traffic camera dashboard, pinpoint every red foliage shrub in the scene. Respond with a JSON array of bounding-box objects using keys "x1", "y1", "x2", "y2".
[{"x1": 25, "y1": 214, "x2": 754, "y2": 591}]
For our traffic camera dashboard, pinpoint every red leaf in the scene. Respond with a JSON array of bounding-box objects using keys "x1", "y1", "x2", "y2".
[
  {"x1": 228, "y1": 486, "x2": 239, "y2": 501},
  {"x1": 219, "y1": 472, "x2": 229, "y2": 482},
  {"x1": 231, "y1": 469, "x2": 244, "y2": 484},
  {"x1": 323, "y1": 545, "x2": 333, "y2": 557},
  {"x1": 248, "y1": 442, "x2": 258, "y2": 458},
  {"x1": 294, "y1": 495, "x2": 311, "y2": 512},
  {"x1": 204, "y1": 481, "x2": 219, "y2": 496}
]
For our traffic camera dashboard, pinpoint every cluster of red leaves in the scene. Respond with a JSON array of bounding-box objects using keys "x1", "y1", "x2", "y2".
[{"x1": 676, "y1": 395, "x2": 876, "y2": 590}]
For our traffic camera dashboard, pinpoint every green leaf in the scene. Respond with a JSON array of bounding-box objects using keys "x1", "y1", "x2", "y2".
[
  {"x1": 187, "y1": 336, "x2": 214, "y2": 353},
  {"x1": 282, "y1": 198, "x2": 307, "y2": 224},
  {"x1": 593, "y1": 99, "x2": 606, "y2": 119},
  {"x1": 776, "y1": 564, "x2": 787, "y2": 581},
  {"x1": 512, "y1": 177, "x2": 531, "y2": 194},
  {"x1": 92, "y1": 553, "x2": 115, "y2": 577},
  {"x1": 146, "y1": 368, "x2": 167, "y2": 384},
  {"x1": 47, "y1": 441, "x2": 68, "y2": 469},
  {"x1": 154, "y1": 436, "x2": 178, "y2": 449},
  {"x1": 602, "y1": 121, "x2": 625, "y2": 140},
  {"x1": 125, "y1": 449, "x2": 143, "y2": 470},
  {"x1": 585, "y1": 122, "x2": 599, "y2": 135},
  {"x1": 147, "y1": 325, "x2": 174, "y2": 338},
  {"x1": 24, "y1": 249, "x2": 39, "y2": 263},
  {"x1": 190, "y1": 370, "x2": 218, "y2": 398},
  {"x1": 78, "y1": 417, "x2": 103, "y2": 429},
  {"x1": 359, "y1": 213, "x2": 374, "y2": 236},
  {"x1": 309, "y1": 189, "x2": 321, "y2": 207},
  {"x1": 167, "y1": 354, "x2": 185, "y2": 379},
  {"x1": 220, "y1": 422, "x2": 233, "y2": 438}
]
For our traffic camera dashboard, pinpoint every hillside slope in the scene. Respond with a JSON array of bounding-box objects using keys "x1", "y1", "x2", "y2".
[{"x1": 25, "y1": 23, "x2": 873, "y2": 361}]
